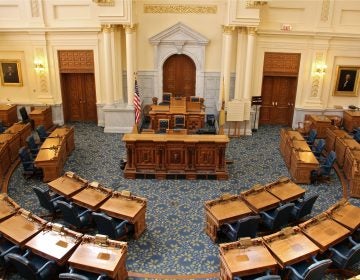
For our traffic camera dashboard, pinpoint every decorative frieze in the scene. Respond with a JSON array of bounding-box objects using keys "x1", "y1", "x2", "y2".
[
  {"x1": 144, "y1": 4, "x2": 217, "y2": 14},
  {"x1": 58, "y1": 50, "x2": 94, "y2": 73},
  {"x1": 263, "y1": 53, "x2": 301, "y2": 75},
  {"x1": 93, "y1": 0, "x2": 114, "y2": 6},
  {"x1": 246, "y1": 0, "x2": 268, "y2": 9}
]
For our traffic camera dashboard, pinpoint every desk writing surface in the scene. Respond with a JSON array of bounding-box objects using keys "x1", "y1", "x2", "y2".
[
  {"x1": 286, "y1": 131, "x2": 304, "y2": 141},
  {"x1": 332, "y1": 130, "x2": 350, "y2": 138},
  {"x1": 310, "y1": 115, "x2": 331, "y2": 123},
  {"x1": 40, "y1": 137, "x2": 63, "y2": 149},
  {"x1": 327, "y1": 203, "x2": 360, "y2": 231},
  {"x1": 221, "y1": 240, "x2": 277, "y2": 276},
  {"x1": 342, "y1": 138, "x2": 360, "y2": 150},
  {"x1": 299, "y1": 216, "x2": 350, "y2": 252},
  {"x1": 122, "y1": 133, "x2": 229, "y2": 143},
  {"x1": 48, "y1": 175, "x2": 86, "y2": 198},
  {"x1": 71, "y1": 187, "x2": 111, "y2": 210},
  {"x1": 26, "y1": 229, "x2": 82, "y2": 265},
  {"x1": 297, "y1": 151, "x2": 319, "y2": 164},
  {"x1": 35, "y1": 148, "x2": 58, "y2": 162},
  {"x1": 263, "y1": 229, "x2": 319, "y2": 268},
  {"x1": 100, "y1": 195, "x2": 145, "y2": 221},
  {"x1": 0, "y1": 195, "x2": 19, "y2": 221},
  {"x1": 206, "y1": 198, "x2": 253, "y2": 224},
  {"x1": 0, "y1": 104, "x2": 15, "y2": 110},
  {"x1": 291, "y1": 140, "x2": 311, "y2": 151},
  {"x1": 68, "y1": 242, "x2": 125, "y2": 278},
  {"x1": 0, "y1": 214, "x2": 44, "y2": 246},
  {"x1": 346, "y1": 110, "x2": 360, "y2": 117},
  {"x1": 241, "y1": 190, "x2": 280, "y2": 213},
  {"x1": 266, "y1": 181, "x2": 305, "y2": 203},
  {"x1": 49, "y1": 127, "x2": 72, "y2": 138}
]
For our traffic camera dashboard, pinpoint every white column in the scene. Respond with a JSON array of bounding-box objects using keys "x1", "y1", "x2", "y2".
[
  {"x1": 102, "y1": 24, "x2": 115, "y2": 105},
  {"x1": 243, "y1": 27, "x2": 257, "y2": 100},
  {"x1": 219, "y1": 25, "x2": 233, "y2": 107},
  {"x1": 124, "y1": 25, "x2": 136, "y2": 108},
  {"x1": 234, "y1": 27, "x2": 247, "y2": 100}
]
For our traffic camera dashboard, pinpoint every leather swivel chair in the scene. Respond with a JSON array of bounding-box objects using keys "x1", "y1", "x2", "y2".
[
  {"x1": 260, "y1": 203, "x2": 294, "y2": 231},
  {"x1": 92, "y1": 212, "x2": 129, "y2": 240},
  {"x1": 286, "y1": 256, "x2": 332, "y2": 280},
  {"x1": 56, "y1": 201, "x2": 92, "y2": 230},
  {"x1": 290, "y1": 194, "x2": 318, "y2": 221},
  {"x1": 220, "y1": 215, "x2": 261, "y2": 242}
]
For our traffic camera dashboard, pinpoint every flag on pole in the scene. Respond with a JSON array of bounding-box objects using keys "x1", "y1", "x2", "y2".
[
  {"x1": 134, "y1": 78, "x2": 141, "y2": 124},
  {"x1": 218, "y1": 77, "x2": 226, "y2": 129}
]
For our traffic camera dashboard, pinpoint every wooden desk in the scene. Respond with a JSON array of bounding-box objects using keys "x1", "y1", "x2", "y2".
[
  {"x1": 263, "y1": 227, "x2": 319, "y2": 268},
  {"x1": 100, "y1": 191, "x2": 147, "y2": 239},
  {"x1": 299, "y1": 213, "x2": 350, "y2": 253},
  {"x1": 343, "y1": 110, "x2": 360, "y2": 132},
  {"x1": 284, "y1": 140, "x2": 310, "y2": 169},
  {"x1": 219, "y1": 238, "x2": 277, "y2": 280},
  {"x1": 5, "y1": 122, "x2": 32, "y2": 147},
  {"x1": 308, "y1": 115, "x2": 332, "y2": 139},
  {"x1": 279, "y1": 129, "x2": 304, "y2": 160},
  {"x1": 0, "y1": 141, "x2": 11, "y2": 180},
  {"x1": 326, "y1": 200, "x2": 360, "y2": 231},
  {"x1": 48, "y1": 173, "x2": 88, "y2": 199},
  {"x1": 325, "y1": 129, "x2": 350, "y2": 153},
  {"x1": 265, "y1": 178, "x2": 305, "y2": 203},
  {"x1": 122, "y1": 133, "x2": 229, "y2": 180},
  {"x1": 26, "y1": 223, "x2": 83, "y2": 266},
  {"x1": 29, "y1": 106, "x2": 53, "y2": 130},
  {"x1": 241, "y1": 186, "x2": 280, "y2": 213},
  {"x1": 343, "y1": 149, "x2": 360, "y2": 197},
  {"x1": 335, "y1": 138, "x2": 360, "y2": 168},
  {"x1": 68, "y1": 235, "x2": 128, "y2": 280},
  {"x1": 35, "y1": 136, "x2": 66, "y2": 182},
  {"x1": 0, "y1": 194, "x2": 20, "y2": 222},
  {"x1": 49, "y1": 126, "x2": 75, "y2": 156},
  {"x1": 204, "y1": 195, "x2": 254, "y2": 242},
  {"x1": 0, "y1": 209, "x2": 46, "y2": 247},
  {"x1": 289, "y1": 150, "x2": 319, "y2": 184},
  {"x1": 0, "y1": 104, "x2": 18, "y2": 126},
  {"x1": 71, "y1": 183, "x2": 112, "y2": 211},
  {"x1": 0, "y1": 132, "x2": 20, "y2": 163}
]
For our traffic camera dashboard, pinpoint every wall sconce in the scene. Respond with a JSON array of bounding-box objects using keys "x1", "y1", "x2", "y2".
[
  {"x1": 315, "y1": 63, "x2": 327, "y2": 75},
  {"x1": 34, "y1": 59, "x2": 44, "y2": 73}
]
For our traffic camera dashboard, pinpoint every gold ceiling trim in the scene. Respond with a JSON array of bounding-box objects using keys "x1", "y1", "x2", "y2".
[
  {"x1": 93, "y1": 0, "x2": 114, "y2": 6},
  {"x1": 144, "y1": 4, "x2": 217, "y2": 14}
]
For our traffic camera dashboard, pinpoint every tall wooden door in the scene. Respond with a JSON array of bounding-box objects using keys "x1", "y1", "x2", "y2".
[
  {"x1": 61, "y1": 73, "x2": 97, "y2": 122},
  {"x1": 259, "y1": 76, "x2": 297, "y2": 126},
  {"x1": 163, "y1": 54, "x2": 196, "y2": 97}
]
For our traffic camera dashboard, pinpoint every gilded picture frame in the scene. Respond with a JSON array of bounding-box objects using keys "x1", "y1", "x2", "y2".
[
  {"x1": 0, "y1": 60, "x2": 23, "y2": 86},
  {"x1": 334, "y1": 66, "x2": 359, "y2": 97}
]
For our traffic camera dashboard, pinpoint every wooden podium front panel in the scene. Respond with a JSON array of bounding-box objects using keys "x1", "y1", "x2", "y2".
[
  {"x1": 165, "y1": 142, "x2": 186, "y2": 171},
  {"x1": 134, "y1": 142, "x2": 157, "y2": 171},
  {"x1": 343, "y1": 110, "x2": 360, "y2": 132},
  {"x1": 195, "y1": 143, "x2": 217, "y2": 171}
]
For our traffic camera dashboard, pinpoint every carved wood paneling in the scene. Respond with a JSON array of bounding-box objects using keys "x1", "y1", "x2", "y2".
[
  {"x1": 263, "y1": 52, "x2": 301, "y2": 76},
  {"x1": 58, "y1": 50, "x2": 94, "y2": 73}
]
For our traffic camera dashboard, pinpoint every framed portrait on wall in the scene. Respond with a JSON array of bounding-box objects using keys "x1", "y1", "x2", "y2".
[
  {"x1": 334, "y1": 66, "x2": 359, "y2": 96},
  {"x1": 0, "y1": 60, "x2": 23, "y2": 86}
]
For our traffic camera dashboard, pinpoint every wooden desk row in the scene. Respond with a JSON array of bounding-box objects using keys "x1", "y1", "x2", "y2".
[
  {"x1": 205, "y1": 177, "x2": 305, "y2": 242},
  {"x1": 220, "y1": 199, "x2": 360, "y2": 280},
  {"x1": 280, "y1": 129, "x2": 319, "y2": 184},
  {"x1": 34, "y1": 126, "x2": 74, "y2": 182},
  {"x1": 48, "y1": 172, "x2": 147, "y2": 239},
  {"x1": 0, "y1": 104, "x2": 18, "y2": 126},
  {"x1": 343, "y1": 110, "x2": 360, "y2": 132},
  {"x1": 0, "y1": 194, "x2": 127, "y2": 280}
]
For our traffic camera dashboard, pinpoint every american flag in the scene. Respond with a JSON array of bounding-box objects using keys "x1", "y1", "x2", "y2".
[{"x1": 134, "y1": 78, "x2": 141, "y2": 124}]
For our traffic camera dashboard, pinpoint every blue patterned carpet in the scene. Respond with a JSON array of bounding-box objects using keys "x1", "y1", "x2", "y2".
[{"x1": 5, "y1": 123, "x2": 360, "y2": 279}]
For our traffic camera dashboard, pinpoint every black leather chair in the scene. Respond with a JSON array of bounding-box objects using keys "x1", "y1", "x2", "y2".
[
  {"x1": 92, "y1": 212, "x2": 129, "y2": 240},
  {"x1": 56, "y1": 201, "x2": 92, "y2": 230},
  {"x1": 233, "y1": 270, "x2": 281, "y2": 280},
  {"x1": 311, "y1": 139, "x2": 325, "y2": 159},
  {"x1": 220, "y1": 215, "x2": 261, "y2": 242},
  {"x1": 36, "y1": 125, "x2": 49, "y2": 142},
  {"x1": 304, "y1": 129, "x2": 317, "y2": 146},
  {"x1": 329, "y1": 236, "x2": 360, "y2": 269},
  {"x1": 18, "y1": 147, "x2": 42, "y2": 179},
  {"x1": 173, "y1": 115, "x2": 185, "y2": 129},
  {"x1": 19, "y1": 106, "x2": 35, "y2": 129},
  {"x1": 310, "y1": 151, "x2": 336, "y2": 184},
  {"x1": 0, "y1": 121, "x2": 5, "y2": 133},
  {"x1": 158, "y1": 119, "x2": 169, "y2": 134},
  {"x1": 290, "y1": 194, "x2": 318, "y2": 221},
  {"x1": 59, "y1": 267, "x2": 109, "y2": 280},
  {"x1": 286, "y1": 256, "x2": 332, "y2": 280},
  {"x1": 7, "y1": 250, "x2": 58, "y2": 280},
  {"x1": 0, "y1": 234, "x2": 20, "y2": 268},
  {"x1": 260, "y1": 203, "x2": 294, "y2": 231},
  {"x1": 26, "y1": 135, "x2": 40, "y2": 157},
  {"x1": 32, "y1": 187, "x2": 65, "y2": 219}
]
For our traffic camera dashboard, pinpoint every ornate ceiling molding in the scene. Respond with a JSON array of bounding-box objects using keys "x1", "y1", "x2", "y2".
[
  {"x1": 93, "y1": 0, "x2": 114, "y2": 6},
  {"x1": 144, "y1": 4, "x2": 217, "y2": 14}
]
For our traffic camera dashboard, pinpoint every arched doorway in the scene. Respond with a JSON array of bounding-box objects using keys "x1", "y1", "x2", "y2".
[{"x1": 163, "y1": 54, "x2": 196, "y2": 97}]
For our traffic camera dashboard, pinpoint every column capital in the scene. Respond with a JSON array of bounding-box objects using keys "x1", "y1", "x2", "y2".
[
  {"x1": 222, "y1": 25, "x2": 235, "y2": 35},
  {"x1": 247, "y1": 27, "x2": 257, "y2": 35},
  {"x1": 101, "y1": 24, "x2": 116, "y2": 33},
  {"x1": 123, "y1": 24, "x2": 137, "y2": 34}
]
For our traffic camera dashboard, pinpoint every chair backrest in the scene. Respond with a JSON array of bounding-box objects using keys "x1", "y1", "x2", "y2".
[
  {"x1": 18, "y1": 147, "x2": 34, "y2": 171},
  {"x1": 19, "y1": 106, "x2": 30, "y2": 122},
  {"x1": 295, "y1": 194, "x2": 319, "y2": 220},
  {"x1": 255, "y1": 275, "x2": 281, "y2": 280},
  {"x1": 174, "y1": 115, "x2": 185, "y2": 128},
  {"x1": 33, "y1": 187, "x2": 55, "y2": 212},
  {"x1": 57, "y1": 201, "x2": 81, "y2": 227},
  {"x1": 312, "y1": 139, "x2": 325, "y2": 155},
  {"x1": 0, "y1": 121, "x2": 4, "y2": 133},
  {"x1": 162, "y1": 92, "x2": 171, "y2": 103},
  {"x1": 343, "y1": 243, "x2": 360, "y2": 268},
  {"x1": 354, "y1": 131, "x2": 360, "y2": 142},
  {"x1": 237, "y1": 215, "x2": 261, "y2": 239},
  {"x1": 26, "y1": 135, "x2": 38, "y2": 150},
  {"x1": 92, "y1": 212, "x2": 117, "y2": 239},
  {"x1": 7, "y1": 253, "x2": 37, "y2": 280},
  {"x1": 302, "y1": 259, "x2": 332, "y2": 280},
  {"x1": 206, "y1": 114, "x2": 215, "y2": 127},
  {"x1": 190, "y1": 96, "x2": 200, "y2": 103},
  {"x1": 158, "y1": 119, "x2": 169, "y2": 133},
  {"x1": 271, "y1": 203, "x2": 294, "y2": 230},
  {"x1": 36, "y1": 125, "x2": 48, "y2": 141},
  {"x1": 307, "y1": 129, "x2": 317, "y2": 144},
  {"x1": 320, "y1": 151, "x2": 336, "y2": 176},
  {"x1": 59, "y1": 273, "x2": 91, "y2": 280}
]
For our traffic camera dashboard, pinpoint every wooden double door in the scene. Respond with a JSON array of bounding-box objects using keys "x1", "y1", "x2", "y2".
[
  {"x1": 163, "y1": 54, "x2": 196, "y2": 97},
  {"x1": 259, "y1": 76, "x2": 297, "y2": 126},
  {"x1": 61, "y1": 73, "x2": 97, "y2": 122}
]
